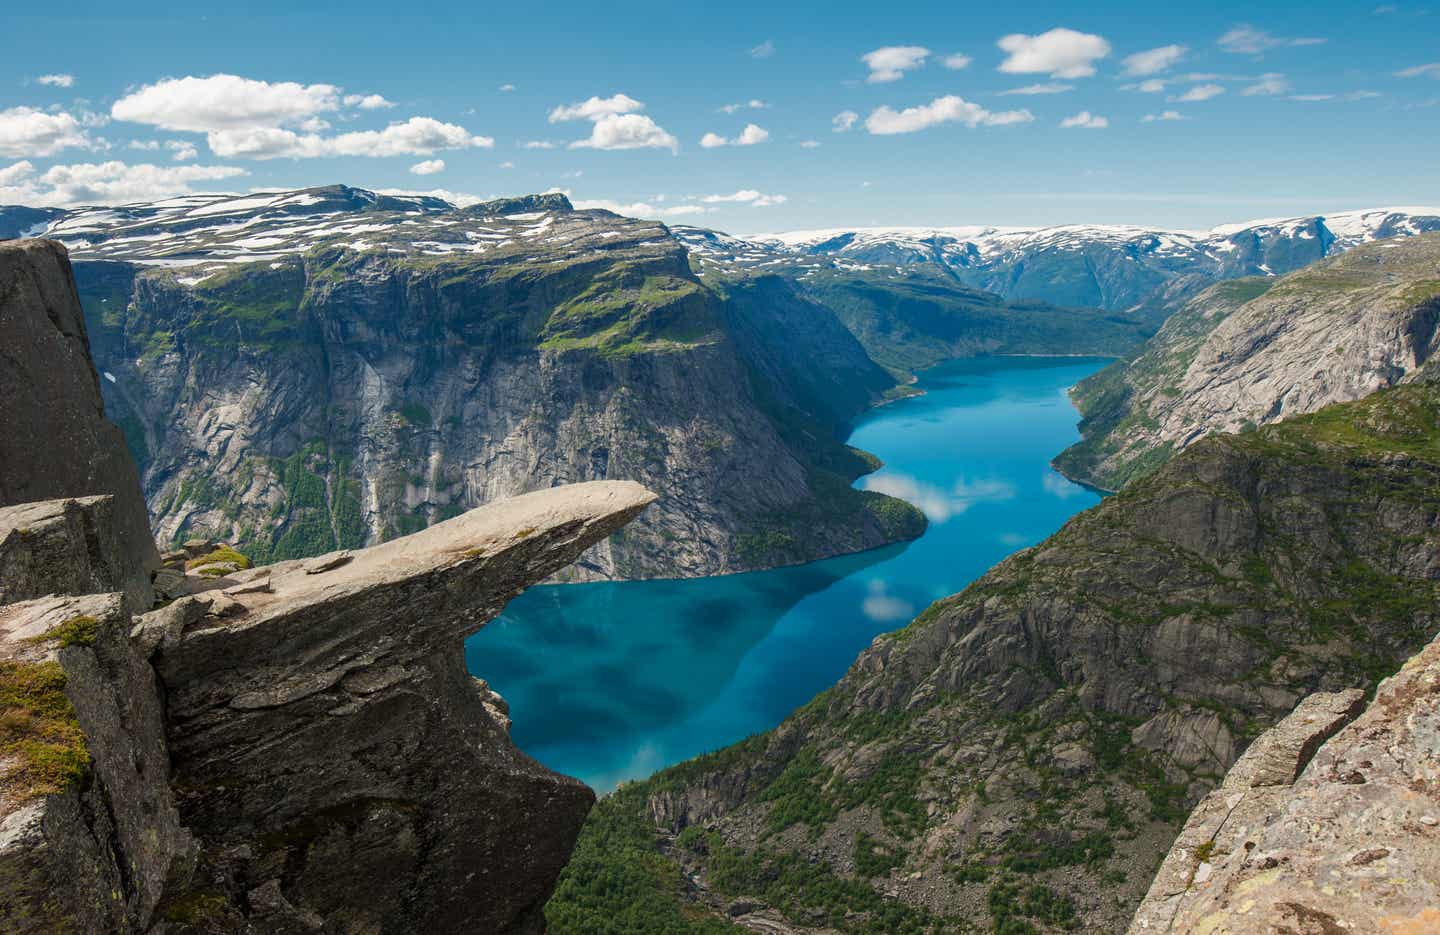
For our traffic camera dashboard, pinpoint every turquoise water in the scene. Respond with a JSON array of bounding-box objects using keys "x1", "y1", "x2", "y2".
[{"x1": 464, "y1": 357, "x2": 1107, "y2": 790}]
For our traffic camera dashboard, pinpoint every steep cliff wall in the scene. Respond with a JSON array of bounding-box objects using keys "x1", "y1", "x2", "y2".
[{"x1": 72, "y1": 199, "x2": 921, "y2": 580}]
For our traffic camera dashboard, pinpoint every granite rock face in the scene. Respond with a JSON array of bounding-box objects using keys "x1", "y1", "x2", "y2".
[
  {"x1": 0, "y1": 239, "x2": 159, "y2": 607},
  {"x1": 1132, "y1": 628, "x2": 1440, "y2": 934}
]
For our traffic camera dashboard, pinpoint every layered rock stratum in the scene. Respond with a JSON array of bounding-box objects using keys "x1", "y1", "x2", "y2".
[{"x1": 0, "y1": 237, "x2": 658, "y2": 933}]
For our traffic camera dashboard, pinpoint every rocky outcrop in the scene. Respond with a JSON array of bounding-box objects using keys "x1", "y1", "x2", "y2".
[
  {"x1": 1132, "y1": 628, "x2": 1440, "y2": 934},
  {"x1": 548, "y1": 381, "x2": 1440, "y2": 933},
  {"x1": 0, "y1": 236, "x2": 662, "y2": 932},
  {"x1": 1056, "y1": 233, "x2": 1440, "y2": 490},
  {"x1": 0, "y1": 240, "x2": 159, "y2": 607}
]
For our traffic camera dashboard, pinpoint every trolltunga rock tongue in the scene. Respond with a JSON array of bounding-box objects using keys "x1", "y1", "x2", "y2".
[{"x1": 134, "y1": 479, "x2": 655, "y2": 933}]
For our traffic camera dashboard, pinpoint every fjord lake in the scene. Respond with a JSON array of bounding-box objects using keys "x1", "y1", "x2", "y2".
[{"x1": 465, "y1": 356, "x2": 1107, "y2": 790}]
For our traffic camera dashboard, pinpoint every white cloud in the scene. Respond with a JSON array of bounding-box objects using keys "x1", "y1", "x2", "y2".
[
  {"x1": 377, "y1": 187, "x2": 487, "y2": 207},
  {"x1": 736, "y1": 123, "x2": 768, "y2": 145},
  {"x1": 800, "y1": 139, "x2": 820, "y2": 148},
  {"x1": 1218, "y1": 24, "x2": 1327, "y2": 54},
  {"x1": 999, "y1": 82, "x2": 1075, "y2": 95},
  {"x1": 0, "y1": 159, "x2": 247, "y2": 206},
  {"x1": 864, "y1": 95, "x2": 1034, "y2": 134},
  {"x1": 128, "y1": 140, "x2": 160, "y2": 151},
  {"x1": 0, "y1": 107, "x2": 97, "y2": 158},
  {"x1": 860, "y1": 580, "x2": 913, "y2": 623},
  {"x1": 1142, "y1": 110, "x2": 1186, "y2": 121},
  {"x1": 568, "y1": 113, "x2": 678, "y2": 153},
  {"x1": 1042, "y1": 471, "x2": 1087, "y2": 499},
  {"x1": 112, "y1": 74, "x2": 344, "y2": 132},
  {"x1": 862, "y1": 45, "x2": 931, "y2": 83},
  {"x1": 1241, "y1": 74, "x2": 1291, "y2": 95},
  {"x1": 409, "y1": 158, "x2": 445, "y2": 175},
  {"x1": 942, "y1": 53, "x2": 973, "y2": 70},
  {"x1": 1397, "y1": 63, "x2": 1440, "y2": 78},
  {"x1": 521, "y1": 140, "x2": 557, "y2": 149},
  {"x1": 1172, "y1": 83, "x2": 1226, "y2": 102},
  {"x1": 700, "y1": 132, "x2": 727, "y2": 148},
  {"x1": 997, "y1": 28, "x2": 1111, "y2": 78},
  {"x1": 700, "y1": 189, "x2": 787, "y2": 206},
  {"x1": 719, "y1": 99, "x2": 766, "y2": 114},
  {"x1": 166, "y1": 140, "x2": 198, "y2": 161},
  {"x1": 1122, "y1": 44, "x2": 1188, "y2": 76},
  {"x1": 35, "y1": 74, "x2": 75, "y2": 88},
  {"x1": 1134, "y1": 78, "x2": 1168, "y2": 93},
  {"x1": 1290, "y1": 90, "x2": 1382, "y2": 102},
  {"x1": 832, "y1": 110, "x2": 859, "y2": 132},
  {"x1": 207, "y1": 117, "x2": 493, "y2": 159},
  {"x1": 343, "y1": 93, "x2": 395, "y2": 110},
  {"x1": 499, "y1": 83, "x2": 516, "y2": 92},
  {"x1": 547, "y1": 93, "x2": 645, "y2": 123},
  {"x1": 1059, "y1": 110, "x2": 1109, "y2": 128},
  {"x1": 751, "y1": 39, "x2": 776, "y2": 59},
  {"x1": 572, "y1": 197, "x2": 707, "y2": 218},
  {"x1": 499, "y1": 160, "x2": 514, "y2": 168}
]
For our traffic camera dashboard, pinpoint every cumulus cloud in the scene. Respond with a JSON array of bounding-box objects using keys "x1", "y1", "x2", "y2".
[
  {"x1": 1059, "y1": 110, "x2": 1109, "y2": 128},
  {"x1": 1172, "y1": 83, "x2": 1226, "y2": 102},
  {"x1": 1142, "y1": 110, "x2": 1186, "y2": 121},
  {"x1": 864, "y1": 95, "x2": 1034, "y2": 134},
  {"x1": 1218, "y1": 24, "x2": 1327, "y2": 55},
  {"x1": 861, "y1": 473, "x2": 1015, "y2": 522},
  {"x1": 832, "y1": 110, "x2": 859, "y2": 132},
  {"x1": 700, "y1": 132, "x2": 727, "y2": 148},
  {"x1": 942, "y1": 53, "x2": 973, "y2": 70},
  {"x1": 700, "y1": 189, "x2": 787, "y2": 206},
  {"x1": 0, "y1": 107, "x2": 98, "y2": 158},
  {"x1": 409, "y1": 159, "x2": 445, "y2": 175},
  {"x1": 0, "y1": 159, "x2": 247, "y2": 206},
  {"x1": 547, "y1": 93, "x2": 645, "y2": 123},
  {"x1": 997, "y1": 28, "x2": 1111, "y2": 78},
  {"x1": 862, "y1": 46, "x2": 931, "y2": 83},
  {"x1": 1122, "y1": 44, "x2": 1187, "y2": 76},
  {"x1": 1396, "y1": 63, "x2": 1440, "y2": 78},
  {"x1": 999, "y1": 82, "x2": 1075, "y2": 95},
  {"x1": 699, "y1": 124, "x2": 769, "y2": 147},
  {"x1": 35, "y1": 74, "x2": 75, "y2": 88},
  {"x1": 860, "y1": 580, "x2": 913, "y2": 623},
  {"x1": 751, "y1": 39, "x2": 776, "y2": 59},
  {"x1": 111, "y1": 75, "x2": 346, "y2": 132},
  {"x1": 343, "y1": 93, "x2": 395, "y2": 110},
  {"x1": 1241, "y1": 73, "x2": 1291, "y2": 95},
  {"x1": 207, "y1": 117, "x2": 493, "y2": 159},
  {"x1": 568, "y1": 113, "x2": 678, "y2": 153}
]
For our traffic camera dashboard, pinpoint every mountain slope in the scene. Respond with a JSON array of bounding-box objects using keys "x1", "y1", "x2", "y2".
[
  {"x1": 52, "y1": 188, "x2": 923, "y2": 579},
  {"x1": 1056, "y1": 233, "x2": 1440, "y2": 490},
  {"x1": 548, "y1": 379, "x2": 1440, "y2": 933}
]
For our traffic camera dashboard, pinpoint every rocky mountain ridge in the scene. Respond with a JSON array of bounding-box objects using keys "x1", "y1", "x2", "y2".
[
  {"x1": 1056, "y1": 232, "x2": 1440, "y2": 491},
  {"x1": 3, "y1": 190, "x2": 935, "y2": 578}
]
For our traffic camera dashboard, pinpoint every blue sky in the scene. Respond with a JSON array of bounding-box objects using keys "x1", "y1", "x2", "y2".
[{"x1": 3, "y1": 0, "x2": 1438, "y2": 232}]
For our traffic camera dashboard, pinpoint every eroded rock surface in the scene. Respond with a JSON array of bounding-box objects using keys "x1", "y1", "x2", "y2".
[
  {"x1": 1132, "y1": 630, "x2": 1440, "y2": 934},
  {"x1": 0, "y1": 239, "x2": 158, "y2": 608}
]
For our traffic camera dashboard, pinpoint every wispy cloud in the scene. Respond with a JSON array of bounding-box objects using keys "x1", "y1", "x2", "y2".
[
  {"x1": 409, "y1": 158, "x2": 444, "y2": 175},
  {"x1": 700, "y1": 189, "x2": 786, "y2": 206},
  {"x1": 1060, "y1": 110, "x2": 1108, "y2": 129},
  {"x1": 861, "y1": 580, "x2": 914, "y2": 623},
  {"x1": 1142, "y1": 110, "x2": 1186, "y2": 122},
  {"x1": 999, "y1": 82, "x2": 1075, "y2": 95},
  {"x1": 832, "y1": 110, "x2": 859, "y2": 132},
  {"x1": 1241, "y1": 74, "x2": 1291, "y2": 96},
  {"x1": 1397, "y1": 63, "x2": 1440, "y2": 78},
  {"x1": 865, "y1": 95, "x2": 1033, "y2": 134},
  {"x1": 750, "y1": 39, "x2": 775, "y2": 59},
  {"x1": 1121, "y1": 44, "x2": 1187, "y2": 76},
  {"x1": 862, "y1": 46, "x2": 931, "y2": 83},
  {"x1": 1172, "y1": 83, "x2": 1226, "y2": 102},
  {"x1": 1218, "y1": 24, "x2": 1327, "y2": 55},
  {"x1": 35, "y1": 74, "x2": 75, "y2": 88}
]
